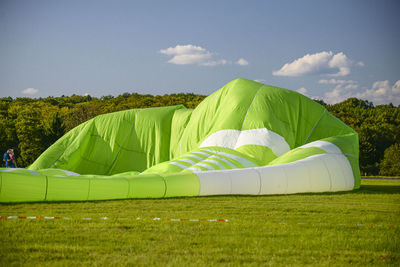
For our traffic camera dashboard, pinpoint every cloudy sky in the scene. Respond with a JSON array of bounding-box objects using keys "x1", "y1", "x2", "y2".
[{"x1": 0, "y1": 0, "x2": 399, "y2": 105}]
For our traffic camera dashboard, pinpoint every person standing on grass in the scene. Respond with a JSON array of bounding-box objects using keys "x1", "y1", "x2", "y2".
[
  {"x1": 3, "y1": 149, "x2": 16, "y2": 168},
  {"x1": 9, "y1": 149, "x2": 17, "y2": 168}
]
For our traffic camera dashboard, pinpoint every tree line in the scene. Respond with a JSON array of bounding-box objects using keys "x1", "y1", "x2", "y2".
[{"x1": 0, "y1": 93, "x2": 399, "y2": 176}]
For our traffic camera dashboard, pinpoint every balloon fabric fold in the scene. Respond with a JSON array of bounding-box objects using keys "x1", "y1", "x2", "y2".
[{"x1": 0, "y1": 78, "x2": 360, "y2": 202}]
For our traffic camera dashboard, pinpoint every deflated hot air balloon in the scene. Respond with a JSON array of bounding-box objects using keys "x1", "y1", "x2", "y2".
[{"x1": 0, "y1": 78, "x2": 360, "y2": 202}]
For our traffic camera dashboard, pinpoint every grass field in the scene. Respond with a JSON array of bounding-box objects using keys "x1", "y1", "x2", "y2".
[{"x1": 1, "y1": 179, "x2": 399, "y2": 266}]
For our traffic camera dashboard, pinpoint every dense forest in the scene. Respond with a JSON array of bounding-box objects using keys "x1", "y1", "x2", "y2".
[{"x1": 0, "y1": 93, "x2": 399, "y2": 176}]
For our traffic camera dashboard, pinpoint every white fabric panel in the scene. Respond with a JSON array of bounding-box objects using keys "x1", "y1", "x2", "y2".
[
  {"x1": 229, "y1": 169, "x2": 260, "y2": 194},
  {"x1": 300, "y1": 140, "x2": 342, "y2": 154},
  {"x1": 195, "y1": 152, "x2": 354, "y2": 196},
  {"x1": 234, "y1": 128, "x2": 290, "y2": 156},
  {"x1": 283, "y1": 162, "x2": 311, "y2": 194},
  {"x1": 338, "y1": 154, "x2": 355, "y2": 189},
  {"x1": 196, "y1": 169, "x2": 260, "y2": 195},
  {"x1": 197, "y1": 171, "x2": 231, "y2": 195},
  {"x1": 257, "y1": 165, "x2": 287, "y2": 194},
  {"x1": 199, "y1": 128, "x2": 291, "y2": 157},
  {"x1": 199, "y1": 129, "x2": 240, "y2": 149},
  {"x1": 322, "y1": 154, "x2": 353, "y2": 191},
  {"x1": 301, "y1": 155, "x2": 332, "y2": 192},
  {"x1": 258, "y1": 153, "x2": 353, "y2": 193}
]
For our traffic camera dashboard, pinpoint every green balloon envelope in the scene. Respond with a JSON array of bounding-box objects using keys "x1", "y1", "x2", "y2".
[{"x1": 0, "y1": 78, "x2": 360, "y2": 202}]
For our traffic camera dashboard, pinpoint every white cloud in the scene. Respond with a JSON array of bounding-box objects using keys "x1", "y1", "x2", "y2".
[
  {"x1": 254, "y1": 79, "x2": 267, "y2": 83},
  {"x1": 160, "y1": 44, "x2": 236, "y2": 66},
  {"x1": 159, "y1": 45, "x2": 212, "y2": 65},
  {"x1": 327, "y1": 52, "x2": 351, "y2": 76},
  {"x1": 319, "y1": 79, "x2": 358, "y2": 85},
  {"x1": 297, "y1": 87, "x2": 308, "y2": 96},
  {"x1": 393, "y1": 80, "x2": 400, "y2": 94},
  {"x1": 21, "y1": 88, "x2": 39, "y2": 95},
  {"x1": 273, "y1": 51, "x2": 362, "y2": 77},
  {"x1": 322, "y1": 80, "x2": 360, "y2": 104},
  {"x1": 159, "y1": 45, "x2": 207, "y2": 56},
  {"x1": 355, "y1": 80, "x2": 400, "y2": 105},
  {"x1": 322, "y1": 79, "x2": 400, "y2": 105},
  {"x1": 236, "y1": 58, "x2": 249, "y2": 66},
  {"x1": 202, "y1": 59, "x2": 228, "y2": 66}
]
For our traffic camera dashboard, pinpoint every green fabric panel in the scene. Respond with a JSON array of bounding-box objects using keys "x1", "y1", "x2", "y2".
[
  {"x1": 29, "y1": 105, "x2": 184, "y2": 175},
  {"x1": 170, "y1": 108, "x2": 193, "y2": 159},
  {"x1": 36, "y1": 168, "x2": 73, "y2": 176},
  {"x1": 35, "y1": 169, "x2": 64, "y2": 176},
  {"x1": 322, "y1": 134, "x2": 361, "y2": 189},
  {"x1": 241, "y1": 85, "x2": 325, "y2": 148},
  {"x1": 175, "y1": 79, "x2": 263, "y2": 156},
  {"x1": 0, "y1": 168, "x2": 39, "y2": 175},
  {"x1": 127, "y1": 174, "x2": 166, "y2": 198},
  {"x1": 175, "y1": 160, "x2": 192, "y2": 167},
  {"x1": 240, "y1": 85, "x2": 295, "y2": 148},
  {"x1": 235, "y1": 145, "x2": 277, "y2": 166},
  {"x1": 268, "y1": 147, "x2": 326, "y2": 165},
  {"x1": 28, "y1": 121, "x2": 95, "y2": 171},
  {"x1": 111, "y1": 171, "x2": 140, "y2": 176},
  {"x1": 162, "y1": 172, "x2": 199, "y2": 197},
  {"x1": 306, "y1": 112, "x2": 346, "y2": 144},
  {"x1": 87, "y1": 176, "x2": 129, "y2": 200},
  {"x1": 29, "y1": 110, "x2": 137, "y2": 174},
  {"x1": 140, "y1": 161, "x2": 183, "y2": 174},
  {"x1": 46, "y1": 175, "x2": 90, "y2": 201},
  {"x1": 0, "y1": 172, "x2": 46, "y2": 202},
  {"x1": 107, "y1": 105, "x2": 184, "y2": 174},
  {"x1": 307, "y1": 111, "x2": 360, "y2": 189},
  {"x1": 110, "y1": 105, "x2": 182, "y2": 174}
]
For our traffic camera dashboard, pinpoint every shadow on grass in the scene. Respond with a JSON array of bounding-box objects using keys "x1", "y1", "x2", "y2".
[
  {"x1": 1, "y1": 184, "x2": 399, "y2": 206},
  {"x1": 356, "y1": 184, "x2": 400, "y2": 195},
  {"x1": 284, "y1": 185, "x2": 400, "y2": 197}
]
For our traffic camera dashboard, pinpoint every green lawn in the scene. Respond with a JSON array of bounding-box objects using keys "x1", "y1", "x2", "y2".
[{"x1": 1, "y1": 179, "x2": 399, "y2": 266}]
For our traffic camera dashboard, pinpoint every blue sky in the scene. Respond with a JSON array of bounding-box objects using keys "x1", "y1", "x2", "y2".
[{"x1": 0, "y1": 0, "x2": 399, "y2": 105}]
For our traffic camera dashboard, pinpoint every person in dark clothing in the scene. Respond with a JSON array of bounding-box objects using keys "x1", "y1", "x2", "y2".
[
  {"x1": 9, "y1": 149, "x2": 17, "y2": 168},
  {"x1": 3, "y1": 149, "x2": 16, "y2": 168}
]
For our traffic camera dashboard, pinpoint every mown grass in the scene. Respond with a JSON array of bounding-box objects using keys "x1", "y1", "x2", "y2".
[
  {"x1": 1, "y1": 179, "x2": 399, "y2": 266},
  {"x1": 362, "y1": 176, "x2": 400, "y2": 179}
]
